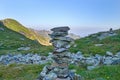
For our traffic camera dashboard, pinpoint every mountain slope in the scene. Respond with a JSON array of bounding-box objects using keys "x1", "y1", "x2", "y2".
[
  {"x1": 0, "y1": 21, "x2": 52, "y2": 55},
  {"x1": 1, "y1": 18, "x2": 51, "y2": 46},
  {"x1": 70, "y1": 28, "x2": 120, "y2": 55},
  {"x1": 2, "y1": 18, "x2": 34, "y2": 40},
  {"x1": 29, "y1": 29, "x2": 51, "y2": 45}
]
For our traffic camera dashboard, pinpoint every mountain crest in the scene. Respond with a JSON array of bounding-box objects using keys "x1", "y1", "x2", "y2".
[{"x1": 1, "y1": 18, "x2": 51, "y2": 46}]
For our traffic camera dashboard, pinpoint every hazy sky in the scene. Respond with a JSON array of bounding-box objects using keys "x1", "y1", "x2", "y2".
[{"x1": 0, "y1": 0, "x2": 120, "y2": 37}]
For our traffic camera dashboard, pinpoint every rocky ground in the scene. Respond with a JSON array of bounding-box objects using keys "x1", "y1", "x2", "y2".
[
  {"x1": 0, "y1": 51, "x2": 120, "y2": 70},
  {"x1": 0, "y1": 53, "x2": 52, "y2": 65}
]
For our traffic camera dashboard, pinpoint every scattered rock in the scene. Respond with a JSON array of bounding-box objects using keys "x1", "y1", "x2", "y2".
[
  {"x1": 103, "y1": 56, "x2": 113, "y2": 65},
  {"x1": 20, "y1": 38, "x2": 25, "y2": 40},
  {"x1": 55, "y1": 48, "x2": 67, "y2": 52},
  {"x1": 41, "y1": 56, "x2": 47, "y2": 60},
  {"x1": 0, "y1": 54, "x2": 49, "y2": 65},
  {"x1": 106, "y1": 51, "x2": 113, "y2": 56},
  {"x1": 85, "y1": 58, "x2": 95, "y2": 65},
  {"x1": 46, "y1": 73, "x2": 57, "y2": 80},
  {"x1": 0, "y1": 27, "x2": 4, "y2": 31},
  {"x1": 0, "y1": 51, "x2": 120, "y2": 71},
  {"x1": 17, "y1": 47, "x2": 30, "y2": 51},
  {"x1": 0, "y1": 43, "x2": 3, "y2": 46},
  {"x1": 73, "y1": 44, "x2": 77, "y2": 47},
  {"x1": 116, "y1": 52, "x2": 120, "y2": 58},
  {"x1": 87, "y1": 66, "x2": 96, "y2": 70},
  {"x1": 95, "y1": 44, "x2": 103, "y2": 47},
  {"x1": 111, "y1": 59, "x2": 120, "y2": 65}
]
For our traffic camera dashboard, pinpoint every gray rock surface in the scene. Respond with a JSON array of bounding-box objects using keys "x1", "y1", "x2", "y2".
[
  {"x1": 106, "y1": 51, "x2": 113, "y2": 56},
  {"x1": 87, "y1": 66, "x2": 96, "y2": 70},
  {"x1": 0, "y1": 51, "x2": 120, "y2": 70},
  {"x1": 0, "y1": 54, "x2": 50, "y2": 65},
  {"x1": 0, "y1": 43, "x2": 3, "y2": 46},
  {"x1": 111, "y1": 59, "x2": 120, "y2": 65},
  {"x1": 0, "y1": 27, "x2": 4, "y2": 31},
  {"x1": 51, "y1": 26, "x2": 70, "y2": 32},
  {"x1": 116, "y1": 52, "x2": 120, "y2": 58},
  {"x1": 17, "y1": 47, "x2": 30, "y2": 51},
  {"x1": 94, "y1": 44, "x2": 103, "y2": 47}
]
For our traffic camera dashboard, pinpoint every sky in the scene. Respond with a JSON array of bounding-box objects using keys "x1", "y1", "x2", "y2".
[{"x1": 0, "y1": 0, "x2": 120, "y2": 37}]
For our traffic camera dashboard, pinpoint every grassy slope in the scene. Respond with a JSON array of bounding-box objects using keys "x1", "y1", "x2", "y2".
[
  {"x1": 70, "y1": 64, "x2": 120, "y2": 80},
  {"x1": 70, "y1": 29, "x2": 120, "y2": 55},
  {"x1": 2, "y1": 18, "x2": 51, "y2": 46},
  {"x1": 0, "y1": 64, "x2": 119, "y2": 80},
  {"x1": 0, "y1": 21, "x2": 53, "y2": 55},
  {"x1": 2, "y1": 18, "x2": 34, "y2": 40},
  {"x1": 0, "y1": 64, "x2": 44, "y2": 80}
]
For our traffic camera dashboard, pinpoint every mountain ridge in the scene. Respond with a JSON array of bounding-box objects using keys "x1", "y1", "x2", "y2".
[
  {"x1": 0, "y1": 20, "x2": 53, "y2": 55},
  {"x1": 1, "y1": 18, "x2": 51, "y2": 46}
]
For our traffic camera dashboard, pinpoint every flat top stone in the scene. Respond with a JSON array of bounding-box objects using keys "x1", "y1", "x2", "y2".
[{"x1": 51, "y1": 26, "x2": 70, "y2": 32}]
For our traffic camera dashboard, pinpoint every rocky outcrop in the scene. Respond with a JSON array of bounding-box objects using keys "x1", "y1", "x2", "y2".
[
  {"x1": 97, "y1": 28, "x2": 117, "y2": 40},
  {"x1": 97, "y1": 32, "x2": 117, "y2": 40}
]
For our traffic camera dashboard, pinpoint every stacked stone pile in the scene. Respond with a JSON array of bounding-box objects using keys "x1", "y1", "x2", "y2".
[{"x1": 37, "y1": 27, "x2": 82, "y2": 80}]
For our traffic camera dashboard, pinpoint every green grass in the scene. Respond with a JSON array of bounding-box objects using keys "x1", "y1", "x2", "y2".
[
  {"x1": 0, "y1": 64, "x2": 119, "y2": 80},
  {"x1": 69, "y1": 64, "x2": 120, "y2": 80},
  {"x1": 0, "y1": 64, "x2": 44, "y2": 80}
]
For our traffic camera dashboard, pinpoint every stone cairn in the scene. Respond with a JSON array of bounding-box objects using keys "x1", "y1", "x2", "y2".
[{"x1": 37, "y1": 27, "x2": 82, "y2": 80}]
